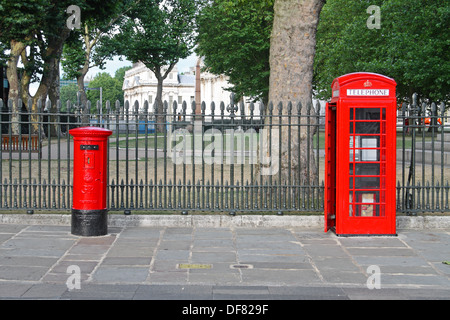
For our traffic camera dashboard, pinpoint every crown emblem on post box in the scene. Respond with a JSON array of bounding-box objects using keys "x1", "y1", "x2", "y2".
[{"x1": 363, "y1": 80, "x2": 372, "y2": 87}]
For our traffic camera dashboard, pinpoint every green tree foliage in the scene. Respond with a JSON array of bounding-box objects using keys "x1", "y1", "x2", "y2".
[
  {"x1": 0, "y1": 0, "x2": 47, "y2": 102},
  {"x1": 60, "y1": 83, "x2": 79, "y2": 106},
  {"x1": 0, "y1": 0, "x2": 120, "y2": 100},
  {"x1": 0, "y1": 0, "x2": 120, "y2": 134},
  {"x1": 114, "y1": 66, "x2": 132, "y2": 84},
  {"x1": 314, "y1": 0, "x2": 450, "y2": 103},
  {"x1": 86, "y1": 72, "x2": 125, "y2": 110},
  {"x1": 111, "y1": 0, "x2": 198, "y2": 131},
  {"x1": 195, "y1": 0, "x2": 273, "y2": 104},
  {"x1": 0, "y1": 1, "x2": 46, "y2": 43}
]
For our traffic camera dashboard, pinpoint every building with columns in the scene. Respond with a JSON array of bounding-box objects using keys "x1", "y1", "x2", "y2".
[{"x1": 123, "y1": 62, "x2": 195, "y2": 111}]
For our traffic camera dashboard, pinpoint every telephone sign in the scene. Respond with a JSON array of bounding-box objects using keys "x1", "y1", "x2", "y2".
[{"x1": 347, "y1": 89, "x2": 390, "y2": 96}]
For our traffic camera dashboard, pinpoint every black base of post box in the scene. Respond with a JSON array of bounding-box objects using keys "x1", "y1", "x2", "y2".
[{"x1": 71, "y1": 209, "x2": 108, "y2": 236}]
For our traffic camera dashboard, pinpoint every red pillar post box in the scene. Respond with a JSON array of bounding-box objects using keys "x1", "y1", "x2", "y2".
[
  {"x1": 69, "y1": 126, "x2": 112, "y2": 236},
  {"x1": 324, "y1": 72, "x2": 397, "y2": 236}
]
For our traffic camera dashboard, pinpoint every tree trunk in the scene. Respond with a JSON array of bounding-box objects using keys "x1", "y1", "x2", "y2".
[
  {"x1": 48, "y1": 57, "x2": 61, "y2": 137},
  {"x1": 20, "y1": 49, "x2": 32, "y2": 104},
  {"x1": 77, "y1": 24, "x2": 93, "y2": 113},
  {"x1": 30, "y1": 84, "x2": 48, "y2": 136},
  {"x1": 263, "y1": 0, "x2": 325, "y2": 184},
  {"x1": 77, "y1": 74, "x2": 88, "y2": 107},
  {"x1": 155, "y1": 76, "x2": 165, "y2": 133},
  {"x1": 76, "y1": 63, "x2": 90, "y2": 125},
  {"x1": 153, "y1": 63, "x2": 176, "y2": 133},
  {"x1": 30, "y1": 28, "x2": 71, "y2": 135},
  {"x1": 6, "y1": 40, "x2": 26, "y2": 134}
]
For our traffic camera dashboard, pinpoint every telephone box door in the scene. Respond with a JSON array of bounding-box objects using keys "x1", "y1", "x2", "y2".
[
  {"x1": 336, "y1": 101, "x2": 397, "y2": 235},
  {"x1": 325, "y1": 102, "x2": 336, "y2": 231}
]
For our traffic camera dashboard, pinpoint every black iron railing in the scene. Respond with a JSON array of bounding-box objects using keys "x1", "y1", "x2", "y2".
[{"x1": 0, "y1": 94, "x2": 448, "y2": 215}]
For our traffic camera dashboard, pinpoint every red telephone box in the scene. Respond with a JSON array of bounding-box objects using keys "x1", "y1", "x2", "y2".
[
  {"x1": 325, "y1": 72, "x2": 397, "y2": 236},
  {"x1": 69, "y1": 126, "x2": 112, "y2": 236}
]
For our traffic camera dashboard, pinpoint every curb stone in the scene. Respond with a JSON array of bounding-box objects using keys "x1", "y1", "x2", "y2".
[{"x1": 1, "y1": 214, "x2": 450, "y2": 229}]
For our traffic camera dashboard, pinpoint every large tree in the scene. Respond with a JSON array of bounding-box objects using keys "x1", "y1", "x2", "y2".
[
  {"x1": 112, "y1": 0, "x2": 198, "y2": 132},
  {"x1": 265, "y1": 0, "x2": 325, "y2": 183},
  {"x1": 0, "y1": 0, "x2": 119, "y2": 134},
  {"x1": 195, "y1": 0, "x2": 325, "y2": 183}
]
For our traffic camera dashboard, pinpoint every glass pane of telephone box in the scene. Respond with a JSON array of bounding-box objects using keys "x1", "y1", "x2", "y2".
[
  {"x1": 349, "y1": 164, "x2": 380, "y2": 189},
  {"x1": 349, "y1": 136, "x2": 380, "y2": 161},
  {"x1": 349, "y1": 191, "x2": 381, "y2": 217},
  {"x1": 350, "y1": 108, "x2": 381, "y2": 134},
  {"x1": 355, "y1": 163, "x2": 380, "y2": 186}
]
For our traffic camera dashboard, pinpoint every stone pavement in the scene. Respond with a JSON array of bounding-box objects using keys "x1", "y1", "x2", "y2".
[{"x1": 0, "y1": 223, "x2": 450, "y2": 300}]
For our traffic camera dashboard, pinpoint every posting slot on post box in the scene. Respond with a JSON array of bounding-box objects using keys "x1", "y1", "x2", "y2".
[{"x1": 84, "y1": 153, "x2": 94, "y2": 169}]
